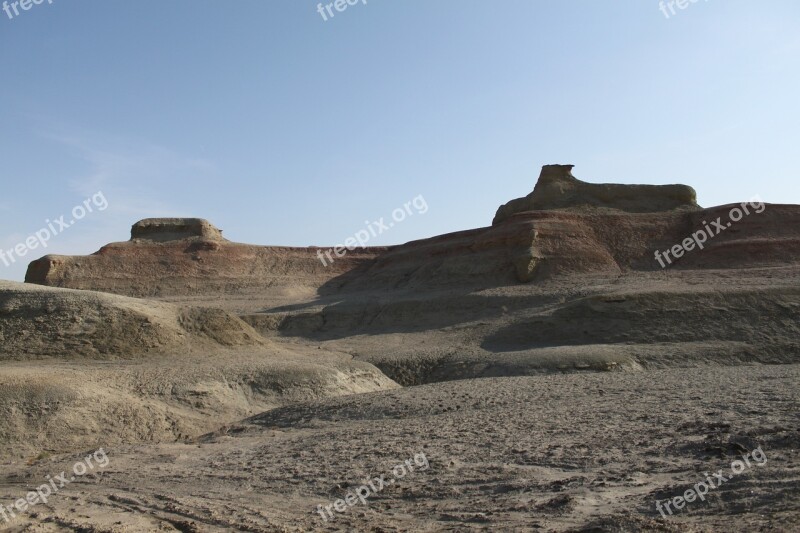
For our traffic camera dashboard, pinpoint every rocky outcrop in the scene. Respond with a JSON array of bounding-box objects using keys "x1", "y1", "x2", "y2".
[
  {"x1": 493, "y1": 164, "x2": 699, "y2": 224},
  {"x1": 131, "y1": 218, "x2": 225, "y2": 242},
  {"x1": 320, "y1": 202, "x2": 800, "y2": 294},
  {"x1": 24, "y1": 167, "x2": 800, "y2": 303},
  {"x1": 25, "y1": 219, "x2": 388, "y2": 300}
]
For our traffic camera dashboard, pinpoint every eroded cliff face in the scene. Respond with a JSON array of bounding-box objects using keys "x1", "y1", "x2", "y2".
[
  {"x1": 493, "y1": 164, "x2": 699, "y2": 224},
  {"x1": 332, "y1": 203, "x2": 800, "y2": 292},
  {"x1": 25, "y1": 219, "x2": 388, "y2": 300},
  {"x1": 24, "y1": 166, "x2": 800, "y2": 302}
]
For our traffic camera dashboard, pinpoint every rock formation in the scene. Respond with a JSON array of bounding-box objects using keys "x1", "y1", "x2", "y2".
[
  {"x1": 25, "y1": 218, "x2": 387, "y2": 301},
  {"x1": 25, "y1": 167, "x2": 800, "y2": 302},
  {"x1": 493, "y1": 164, "x2": 699, "y2": 224},
  {"x1": 131, "y1": 218, "x2": 225, "y2": 242}
]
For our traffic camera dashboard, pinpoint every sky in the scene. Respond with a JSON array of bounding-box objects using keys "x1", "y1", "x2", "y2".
[{"x1": 1, "y1": 0, "x2": 799, "y2": 281}]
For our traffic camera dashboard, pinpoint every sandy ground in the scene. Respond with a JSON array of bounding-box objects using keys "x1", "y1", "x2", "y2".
[
  {"x1": 0, "y1": 364, "x2": 797, "y2": 532},
  {"x1": 4, "y1": 256, "x2": 800, "y2": 532}
]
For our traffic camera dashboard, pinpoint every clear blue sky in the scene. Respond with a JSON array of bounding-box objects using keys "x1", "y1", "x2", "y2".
[{"x1": 2, "y1": 0, "x2": 799, "y2": 281}]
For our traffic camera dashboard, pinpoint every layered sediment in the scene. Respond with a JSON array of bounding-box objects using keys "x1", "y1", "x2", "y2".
[
  {"x1": 493, "y1": 164, "x2": 699, "y2": 223},
  {"x1": 25, "y1": 219, "x2": 388, "y2": 300},
  {"x1": 24, "y1": 168, "x2": 800, "y2": 302}
]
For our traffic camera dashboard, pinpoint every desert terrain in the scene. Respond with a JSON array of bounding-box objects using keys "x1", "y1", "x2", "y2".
[{"x1": 1, "y1": 165, "x2": 799, "y2": 532}]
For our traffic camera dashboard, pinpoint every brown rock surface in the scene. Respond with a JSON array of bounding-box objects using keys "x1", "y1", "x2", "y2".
[
  {"x1": 130, "y1": 217, "x2": 225, "y2": 242},
  {"x1": 27, "y1": 167, "x2": 798, "y2": 305},
  {"x1": 25, "y1": 218, "x2": 388, "y2": 301},
  {"x1": 494, "y1": 164, "x2": 700, "y2": 223}
]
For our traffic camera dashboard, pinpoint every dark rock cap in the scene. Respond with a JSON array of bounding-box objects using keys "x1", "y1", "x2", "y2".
[
  {"x1": 493, "y1": 165, "x2": 700, "y2": 224},
  {"x1": 130, "y1": 218, "x2": 225, "y2": 242}
]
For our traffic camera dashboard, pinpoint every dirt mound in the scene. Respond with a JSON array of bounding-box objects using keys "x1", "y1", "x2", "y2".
[
  {"x1": 483, "y1": 286, "x2": 800, "y2": 355},
  {"x1": 0, "y1": 352, "x2": 398, "y2": 459},
  {"x1": 493, "y1": 164, "x2": 699, "y2": 223},
  {"x1": 0, "y1": 281, "x2": 264, "y2": 360},
  {"x1": 0, "y1": 281, "x2": 399, "y2": 457},
  {"x1": 253, "y1": 272, "x2": 800, "y2": 385}
]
